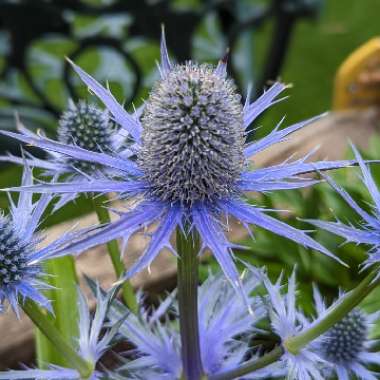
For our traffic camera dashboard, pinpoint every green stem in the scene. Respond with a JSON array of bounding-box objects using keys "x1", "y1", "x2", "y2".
[
  {"x1": 285, "y1": 269, "x2": 380, "y2": 354},
  {"x1": 92, "y1": 195, "x2": 138, "y2": 314},
  {"x1": 23, "y1": 299, "x2": 93, "y2": 378},
  {"x1": 177, "y1": 227, "x2": 204, "y2": 380},
  {"x1": 209, "y1": 346, "x2": 284, "y2": 380}
]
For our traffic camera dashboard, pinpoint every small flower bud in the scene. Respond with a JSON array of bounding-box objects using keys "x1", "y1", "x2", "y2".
[
  {"x1": 323, "y1": 309, "x2": 367, "y2": 364},
  {"x1": 58, "y1": 101, "x2": 115, "y2": 172},
  {"x1": 0, "y1": 218, "x2": 29, "y2": 286}
]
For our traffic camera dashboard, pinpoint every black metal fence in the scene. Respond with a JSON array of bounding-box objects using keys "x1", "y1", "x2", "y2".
[{"x1": 0, "y1": 0, "x2": 322, "y2": 151}]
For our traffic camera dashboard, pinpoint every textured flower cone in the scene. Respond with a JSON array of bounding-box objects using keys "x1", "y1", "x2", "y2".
[
  {"x1": 139, "y1": 63, "x2": 245, "y2": 205},
  {"x1": 58, "y1": 101, "x2": 115, "y2": 172},
  {"x1": 323, "y1": 309, "x2": 367, "y2": 363},
  {"x1": 0, "y1": 218, "x2": 33, "y2": 288}
]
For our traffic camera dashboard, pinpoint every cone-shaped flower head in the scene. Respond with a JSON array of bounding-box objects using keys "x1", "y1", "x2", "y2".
[
  {"x1": 0, "y1": 166, "x2": 87, "y2": 315},
  {"x1": 58, "y1": 101, "x2": 116, "y2": 172},
  {"x1": 0, "y1": 100, "x2": 130, "y2": 179},
  {"x1": 313, "y1": 287, "x2": 380, "y2": 379},
  {"x1": 0, "y1": 217, "x2": 32, "y2": 288},
  {"x1": 0, "y1": 100, "x2": 133, "y2": 211},
  {"x1": 139, "y1": 63, "x2": 244, "y2": 204},
  {"x1": 259, "y1": 268, "x2": 326, "y2": 380},
  {"x1": 323, "y1": 309, "x2": 367, "y2": 365}
]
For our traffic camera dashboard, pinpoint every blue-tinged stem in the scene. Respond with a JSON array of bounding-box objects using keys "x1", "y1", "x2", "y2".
[
  {"x1": 92, "y1": 195, "x2": 138, "y2": 314},
  {"x1": 23, "y1": 299, "x2": 93, "y2": 378},
  {"x1": 176, "y1": 227, "x2": 204, "y2": 380}
]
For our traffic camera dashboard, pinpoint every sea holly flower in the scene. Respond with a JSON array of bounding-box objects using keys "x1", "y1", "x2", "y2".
[
  {"x1": 311, "y1": 286, "x2": 380, "y2": 380},
  {"x1": 94, "y1": 271, "x2": 275, "y2": 379},
  {"x1": 0, "y1": 29, "x2": 358, "y2": 295},
  {"x1": 260, "y1": 270, "x2": 326, "y2": 380},
  {"x1": 305, "y1": 145, "x2": 380, "y2": 272},
  {"x1": 0, "y1": 101, "x2": 134, "y2": 209},
  {"x1": 0, "y1": 285, "x2": 122, "y2": 380},
  {"x1": 0, "y1": 165, "x2": 87, "y2": 316},
  {"x1": 259, "y1": 270, "x2": 380, "y2": 380}
]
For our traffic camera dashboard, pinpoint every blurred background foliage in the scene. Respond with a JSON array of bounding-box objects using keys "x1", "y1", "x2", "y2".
[{"x1": 1, "y1": 0, "x2": 380, "y2": 319}]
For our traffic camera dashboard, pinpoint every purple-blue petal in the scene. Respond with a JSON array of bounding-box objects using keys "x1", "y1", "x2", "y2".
[
  {"x1": 244, "y1": 114, "x2": 325, "y2": 158},
  {"x1": 304, "y1": 219, "x2": 380, "y2": 245},
  {"x1": 192, "y1": 203, "x2": 248, "y2": 301},
  {"x1": 0, "y1": 130, "x2": 141, "y2": 176},
  {"x1": 218, "y1": 199, "x2": 346, "y2": 266},
  {"x1": 0, "y1": 368, "x2": 80, "y2": 379},
  {"x1": 5, "y1": 179, "x2": 147, "y2": 195},
  {"x1": 243, "y1": 82, "x2": 287, "y2": 128},
  {"x1": 124, "y1": 204, "x2": 182, "y2": 279},
  {"x1": 351, "y1": 144, "x2": 380, "y2": 214},
  {"x1": 159, "y1": 25, "x2": 172, "y2": 78},
  {"x1": 68, "y1": 59, "x2": 142, "y2": 142},
  {"x1": 49, "y1": 201, "x2": 166, "y2": 259},
  {"x1": 237, "y1": 178, "x2": 320, "y2": 192},
  {"x1": 242, "y1": 159, "x2": 358, "y2": 182},
  {"x1": 322, "y1": 173, "x2": 380, "y2": 229}
]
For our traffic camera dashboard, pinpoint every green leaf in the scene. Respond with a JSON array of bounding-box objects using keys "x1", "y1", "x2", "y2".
[{"x1": 36, "y1": 256, "x2": 79, "y2": 368}]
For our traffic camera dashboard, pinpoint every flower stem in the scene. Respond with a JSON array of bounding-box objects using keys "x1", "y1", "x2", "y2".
[
  {"x1": 176, "y1": 227, "x2": 204, "y2": 380},
  {"x1": 92, "y1": 195, "x2": 138, "y2": 314},
  {"x1": 285, "y1": 268, "x2": 380, "y2": 354},
  {"x1": 209, "y1": 346, "x2": 284, "y2": 380},
  {"x1": 23, "y1": 299, "x2": 93, "y2": 378}
]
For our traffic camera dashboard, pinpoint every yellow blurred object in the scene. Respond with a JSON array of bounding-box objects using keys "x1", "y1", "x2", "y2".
[{"x1": 333, "y1": 37, "x2": 380, "y2": 110}]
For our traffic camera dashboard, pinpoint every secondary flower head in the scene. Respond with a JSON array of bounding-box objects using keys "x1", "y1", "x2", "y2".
[
  {"x1": 1, "y1": 28, "x2": 358, "y2": 296},
  {"x1": 313, "y1": 286, "x2": 380, "y2": 380},
  {"x1": 1, "y1": 100, "x2": 129, "y2": 177},
  {"x1": 58, "y1": 100, "x2": 118, "y2": 173},
  {"x1": 261, "y1": 269, "x2": 325, "y2": 380},
  {"x1": 323, "y1": 309, "x2": 367, "y2": 364},
  {"x1": 0, "y1": 286, "x2": 121, "y2": 380},
  {"x1": 105, "y1": 270, "x2": 274, "y2": 379},
  {"x1": 0, "y1": 100, "x2": 134, "y2": 210},
  {"x1": 305, "y1": 145, "x2": 380, "y2": 273},
  {"x1": 0, "y1": 165, "x2": 82, "y2": 316}
]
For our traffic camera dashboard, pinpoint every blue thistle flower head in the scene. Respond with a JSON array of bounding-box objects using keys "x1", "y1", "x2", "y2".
[
  {"x1": 0, "y1": 165, "x2": 82, "y2": 316},
  {"x1": 304, "y1": 144, "x2": 380, "y2": 273},
  {"x1": 313, "y1": 286, "x2": 380, "y2": 379},
  {"x1": 57, "y1": 100, "x2": 119, "y2": 173},
  {"x1": 260, "y1": 268, "x2": 326, "y2": 380},
  {"x1": 0, "y1": 100, "x2": 132, "y2": 178},
  {"x1": 323, "y1": 309, "x2": 367, "y2": 364},
  {"x1": 139, "y1": 62, "x2": 245, "y2": 204},
  {"x1": 0, "y1": 28, "x2": 359, "y2": 296},
  {"x1": 104, "y1": 271, "x2": 277, "y2": 379},
  {"x1": 0, "y1": 286, "x2": 120, "y2": 380}
]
